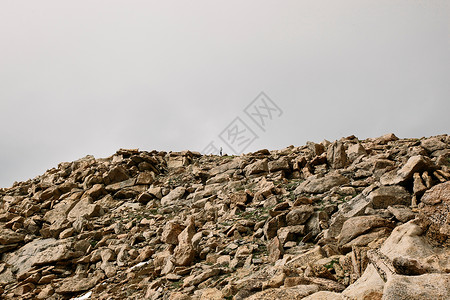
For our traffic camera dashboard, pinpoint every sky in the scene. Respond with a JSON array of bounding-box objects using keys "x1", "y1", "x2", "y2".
[{"x1": 0, "y1": 0, "x2": 449, "y2": 188}]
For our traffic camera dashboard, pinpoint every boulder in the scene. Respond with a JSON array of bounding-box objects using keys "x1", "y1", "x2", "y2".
[
  {"x1": 85, "y1": 184, "x2": 106, "y2": 199},
  {"x1": 245, "y1": 284, "x2": 320, "y2": 300},
  {"x1": 4, "y1": 238, "x2": 79, "y2": 278},
  {"x1": 346, "y1": 143, "x2": 367, "y2": 161},
  {"x1": 374, "y1": 133, "x2": 398, "y2": 144},
  {"x1": 368, "y1": 185, "x2": 411, "y2": 209},
  {"x1": 286, "y1": 205, "x2": 314, "y2": 226},
  {"x1": 277, "y1": 225, "x2": 305, "y2": 244},
  {"x1": 244, "y1": 159, "x2": 269, "y2": 176},
  {"x1": 421, "y1": 137, "x2": 447, "y2": 153},
  {"x1": 161, "y1": 222, "x2": 185, "y2": 245},
  {"x1": 387, "y1": 206, "x2": 415, "y2": 223},
  {"x1": 337, "y1": 215, "x2": 394, "y2": 247},
  {"x1": 136, "y1": 171, "x2": 155, "y2": 185},
  {"x1": 268, "y1": 237, "x2": 284, "y2": 263},
  {"x1": 103, "y1": 166, "x2": 129, "y2": 185},
  {"x1": 303, "y1": 291, "x2": 344, "y2": 300},
  {"x1": 105, "y1": 178, "x2": 136, "y2": 192},
  {"x1": 327, "y1": 141, "x2": 349, "y2": 169},
  {"x1": 67, "y1": 197, "x2": 104, "y2": 222},
  {"x1": 382, "y1": 273, "x2": 450, "y2": 300},
  {"x1": 295, "y1": 174, "x2": 349, "y2": 194},
  {"x1": 286, "y1": 246, "x2": 325, "y2": 268},
  {"x1": 43, "y1": 192, "x2": 82, "y2": 224},
  {"x1": 268, "y1": 158, "x2": 290, "y2": 172},
  {"x1": 381, "y1": 155, "x2": 433, "y2": 185},
  {"x1": 342, "y1": 263, "x2": 384, "y2": 300},
  {"x1": 378, "y1": 220, "x2": 450, "y2": 273},
  {"x1": 161, "y1": 187, "x2": 186, "y2": 206},
  {"x1": 173, "y1": 217, "x2": 196, "y2": 266},
  {"x1": 421, "y1": 181, "x2": 450, "y2": 206},
  {"x1": 0, "y1": 228, "x2": 25, "y2": 245},
  {"x1": 55, "y1": 271, "x2": 105, "y2": 294},
  {"x1": 419, "y1": 181, "x2": 450, "y2": 242}
]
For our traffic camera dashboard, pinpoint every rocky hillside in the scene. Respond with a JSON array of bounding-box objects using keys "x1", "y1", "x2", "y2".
[{"x1": 0, "y1": 134, "x2": 449, "y2": 300}]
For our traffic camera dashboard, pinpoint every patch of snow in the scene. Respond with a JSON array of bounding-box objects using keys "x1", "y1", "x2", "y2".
[
  {"x1": 129, "y1": 260, "x2": 150, "y2": 271},
  {"x1": 70, "y1": 291, "x2": 92, "y2": 300}
]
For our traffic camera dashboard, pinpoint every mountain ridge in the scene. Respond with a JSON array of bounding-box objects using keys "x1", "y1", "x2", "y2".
[{"x1": 0, "y1": 133, "x2": 449, "y2": 299}]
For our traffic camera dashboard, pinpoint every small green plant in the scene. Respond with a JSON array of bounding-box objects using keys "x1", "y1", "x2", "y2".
[
  {"x1": 283, "y1": 179, "x2": 304, "y2": 192},
  {"x1": 171, "y1": 280, "x2": 183, "y2": 289},
  {"x1": 289, "y1": 191, "x2": 296, "y2": 201},
  {"x1": 324, "y1": 259, "x2": 340, "y2": 270},
  {"x1": 235, "y1": 185, "x2": 245, "y2": 191}
]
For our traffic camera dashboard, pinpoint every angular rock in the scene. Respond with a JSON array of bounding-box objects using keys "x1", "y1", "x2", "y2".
[
  {"x1": 419, "y1": 181, "x2": 450, "y2": 242},
  {"x1": 0, "y1": 228, "x2": 25, "y2": 245},
  {"x1": 105, "y1": 178, "x2": 136, "y2": 192},
  {"x1": 246, "y1": 284, "x2": 320, "y2": 300},
  {"x1": 374, "y1": 133, "x2": 398, "y2": 144},
  {"x1": 55, "y1": 271, "x2": 105, "y2": 294},
  {"x1": 327, "y1": 141, "x2": 349, "y2": 169},
  {"x1": 413, "y1": 172, "x2": 427, "y2": 195},
  {"x1": 303, "y1": 291, "x2": 344, "y2": 300},
  {"x1": 103, "y1": 166, "x2": 129, "y2": 185},
  {"x1": 137, "y1": 192, "x2": 153, "y2": 204},
  {"x1": 381, "y1": 155, "x2": 433, "y2": 185},
  {"x1": 268, "y1": 236, "x2": 284, "y2": 263},
  {"x1": 277, "y1": 225, "x2": 305, "y2": 244},
  {"x1": 244, "y1": 159, "x2": 269, "y2": 176},
  {"x1": 67, "y1": 197, "x2": 103, "y2": 222},
  {"x1": 421, "y1": 137, "x2": 446, "y2": 153},
  {"x1": 342, "y1": 263, "x2": 384, "y2": 300},
  {"x1": 198, "y1": 288, "x2": 223, "y2": 300},
  {"x1": 4, "y1": 238, "x2": 79, "y2": 278},
  {"x1": 368, "y1": 185, "x2": 411, "y2": 209},
  {"x1": 286, "y1": 246, "x2": 325, "y2": 268},
  {"x1": 379, "y1": 221, "x2": 437, "y2": 264},
  {"x1": 346, "y1": 143, "x2": 367, "y2": 161},
  {"x1": 286, "y1": 205, "x2": 314, "y2": 226},
  {"x1": 337, "y1": 215, "x2": 394, "y2": 247},
  {"x1": 161, "y1": 222, "x2": 185, "y2": 245},
  {"x1": 295, "y1": 174, "x2": 349, "y2": 194},
  {"x1": 173, "y1": 217, "x2": 196, "y2": 266},
  {"x1": 387, "y1": 205, "x2": 415, "y2": 223},
  {"x1": 85, "y1": 184, "x2": 106, "y2": 199},
  {"x1": 136, "y1": 171, "x2": 155, "y2": 185},
  {"x1": 43, "y1": 193, "x2": 82, "y2": 224},
  {"x1": 161, "y1": 187, "x2": 186, "y2": 206},
  {"x1": 182, "y1": 268, "x2": 220, "y2": 287},
  {"x1": 268, "y1": 158, "x2": 290, "y2": 172},
  {"x1": 383, "y1": 273, "x2": 450, "y2": 300},
  {"x1": 421, "y1": 181, "x2": 450, "y2": 206}
]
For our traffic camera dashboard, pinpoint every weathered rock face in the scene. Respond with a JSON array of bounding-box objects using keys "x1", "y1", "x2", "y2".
[
  {"x1": 327, "y1": 141, "x2": 349, "y2": 169},
  {"x1": 381, "y1": 155, "x2": 434, "y2": 185},
  {"x1": 337, "y1": 215, "x2": 394, "y2": 248},
  {"x1": 173, "y1": 217, "x2": 196, "y2": 266},
  {"x1": 368, "y1": 185, "x2": 411, "y2": 209},
  {"x1": 161, "y1": 186, "x2": 186, "y2": 206},
  {"x1": 4, "y1": 238, "x2": 81, "y2": 278},
  {"x1": 382, "y1": 273, "x2": 450, "y2": 300},
  {"x1": 0, "y1": 134, "x2": 448, "y2": 299},
  {"x1": 418, "y1": 181, "x2": 450, "y2": 246},
  {"x1": 55, "y1": 271, "x2": 105, "y2": 294},
  {"x1": 341, "y1": 263, "x2": 385, "y2": 300},
  {"x1": 294, "y1": 173, "x2": 349, "y2": 194}
]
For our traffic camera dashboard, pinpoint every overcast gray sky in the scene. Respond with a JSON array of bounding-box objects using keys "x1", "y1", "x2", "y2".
[{"x1": 1, "y1": 0, "x2": 449, "y2": 188}]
